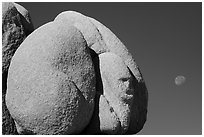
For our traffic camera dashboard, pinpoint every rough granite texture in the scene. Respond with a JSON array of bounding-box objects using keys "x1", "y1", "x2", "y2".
[
  {"x1": 6, "y1": 22, "x2": 96, "y2": 135},
  {"x1": 5, "y1": 10, "x2": 148, "y2": 135},
  {"x1": 2, "y1": 2, "x2": 34, "y2": 135}
]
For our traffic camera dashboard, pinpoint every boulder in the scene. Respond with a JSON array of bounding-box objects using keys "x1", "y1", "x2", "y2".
[
  {"x1": 2, "y1": 2, "x2": 34, "y2": 135},
  {"x1": 6, "y1": 21, "x2": 96, "y2": 134}
]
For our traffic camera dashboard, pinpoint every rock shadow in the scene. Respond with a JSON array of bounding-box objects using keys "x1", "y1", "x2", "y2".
[{"x1": 80, "y1": 48, "x2": 106, "y2": 135}]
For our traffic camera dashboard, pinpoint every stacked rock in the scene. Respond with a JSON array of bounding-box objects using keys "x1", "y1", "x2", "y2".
[
  {"x1": 4, "y1": 6, "x2": 148, "y2": 135},
  {"x1": 2, "y1": 2, "x2": 34, "y2": 134}
]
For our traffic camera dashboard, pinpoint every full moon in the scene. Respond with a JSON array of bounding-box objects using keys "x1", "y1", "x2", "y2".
[{"x1": 175, "y1": 75, "x2": 186, "y2": 86}]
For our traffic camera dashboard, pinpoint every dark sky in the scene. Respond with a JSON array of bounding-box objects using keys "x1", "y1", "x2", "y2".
[{"x1": 18, "y1": 2, "x2": 202, "y2": 135}]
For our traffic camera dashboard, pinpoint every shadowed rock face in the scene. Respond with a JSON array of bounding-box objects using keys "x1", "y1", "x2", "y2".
[
  {"x1": 5, "y1": 10, "x2": 148, "y2": 135},
  {"x1": 2, "y1": 2, "x2": 34, "y2": 135}
]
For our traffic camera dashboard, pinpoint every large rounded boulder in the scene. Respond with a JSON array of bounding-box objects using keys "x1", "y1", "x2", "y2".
[{"x1": 6, "y1": 21, "x2": 96, "y2": 134}]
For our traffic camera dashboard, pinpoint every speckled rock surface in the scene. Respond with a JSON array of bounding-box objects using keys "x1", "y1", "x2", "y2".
[
  {"x1": 2, "y1": 2, "x2": 34, "y2": 135},
  {"x1": 6, "y1": 21, "x2": 96, "y2": 134}
]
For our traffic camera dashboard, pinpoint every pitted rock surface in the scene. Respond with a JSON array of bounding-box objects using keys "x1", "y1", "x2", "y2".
[
  {"x1": 6, "y1": 10, "x2": 148, "y2": 135},
  {"x1": 2, "y1": 2, "x2": 34, "y2": 135}
]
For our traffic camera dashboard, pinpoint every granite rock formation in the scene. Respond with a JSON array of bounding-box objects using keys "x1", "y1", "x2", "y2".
[
  {"x1": 5, "y1": 10, "x2": 148, "y2": 135},
  {"x1": 55, "y1": 11, "x2": 148, "y2": 134},
  {"x1": 2, "y1": 2, "x2": 34, "y2": 134},
  {"x1": 6, "y1": 22, "x2": 96, "y2": 134}
]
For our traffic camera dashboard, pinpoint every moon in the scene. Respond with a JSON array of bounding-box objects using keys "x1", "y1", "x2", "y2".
[{"x1": 175, "y1": 75, "x2": 186, "y2": 86}]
